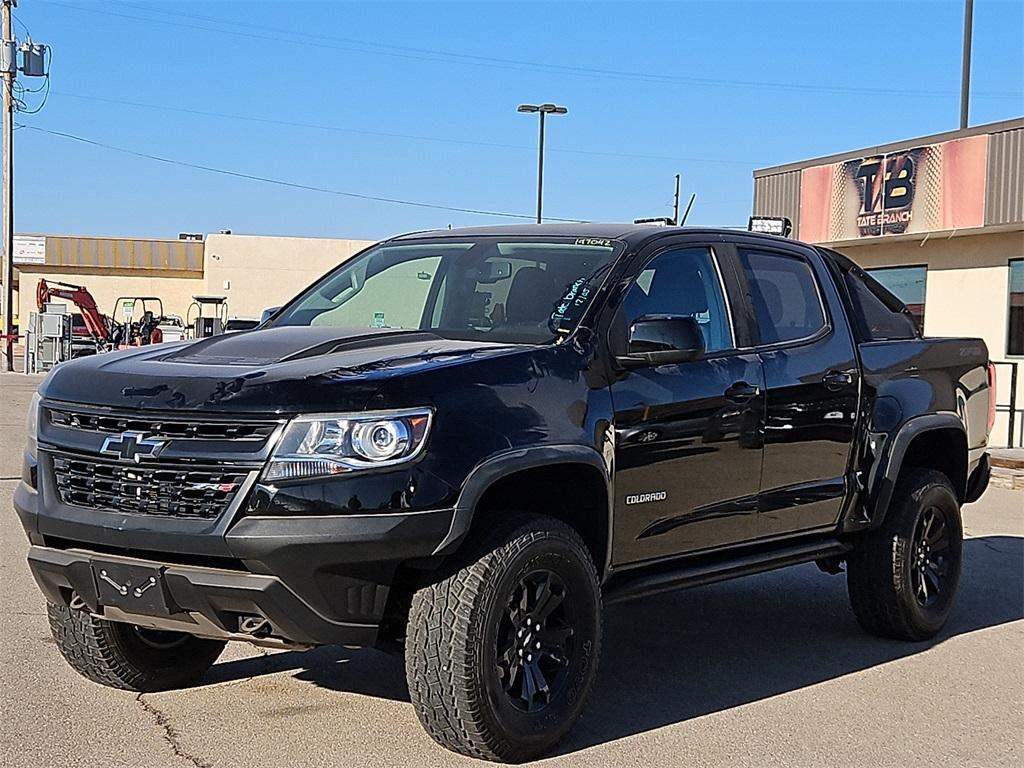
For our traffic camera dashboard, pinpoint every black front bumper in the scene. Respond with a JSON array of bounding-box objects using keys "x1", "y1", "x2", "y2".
[{"x1": 15, "y1": 481, "x2": 454, "y2": 647}]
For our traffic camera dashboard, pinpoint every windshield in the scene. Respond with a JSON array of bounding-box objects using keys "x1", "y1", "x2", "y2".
[{"x1": 270, "y1": 237, "x2": 621, "y2": 344}]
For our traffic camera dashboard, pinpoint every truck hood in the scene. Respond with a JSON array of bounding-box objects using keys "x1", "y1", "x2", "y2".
[{"x1": 39, "y1": 326, "x2": 531, "y2": 413}]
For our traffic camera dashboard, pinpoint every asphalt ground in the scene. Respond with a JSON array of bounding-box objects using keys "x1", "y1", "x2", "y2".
[{"x1": 1, "y1": 371, "x2": 1022, "y2": 768}]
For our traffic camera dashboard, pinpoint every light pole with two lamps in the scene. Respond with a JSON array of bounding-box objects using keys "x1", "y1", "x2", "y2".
[{"x1": 517, "y1": 103, "x2": 567, "y2": 224}]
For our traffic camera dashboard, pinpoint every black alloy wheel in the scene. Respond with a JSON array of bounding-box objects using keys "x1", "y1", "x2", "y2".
[
  {"x1": 909, "y1": 505, "x2": 952, "y2": 607},
  {"x1": 495, "y1": 569, "x2": 576, "y2": 713},
  {"x1": 131, "y1": 626, "x2": 194, "y2": 650}
]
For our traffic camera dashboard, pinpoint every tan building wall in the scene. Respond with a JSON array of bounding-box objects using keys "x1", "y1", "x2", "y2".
[
  {"x1": 838, "y1": 230, "x2": 1024, "y2": 447},
  {"x1": 202, "y1": 234, "x2": 374, "y2": 319},
  {"x1": 9, "y1": 232, "x2": 375, "y2": 333}
]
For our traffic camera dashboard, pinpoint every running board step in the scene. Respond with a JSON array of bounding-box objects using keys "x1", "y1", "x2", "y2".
[{"x1": 603, "y1": 537, "x2": 852, "y2": 606}]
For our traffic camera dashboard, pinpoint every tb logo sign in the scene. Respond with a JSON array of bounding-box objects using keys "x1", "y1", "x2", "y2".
[
  {"x1": 852, "y1": 149, "x2": 920, "y2": 235},
  {"x1": 854, "y1": 153, "x2": 916, "y2": 214}
]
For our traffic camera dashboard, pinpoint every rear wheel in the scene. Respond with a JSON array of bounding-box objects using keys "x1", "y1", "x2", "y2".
[
  {"x1": 405, "y1": 514, "x2": 601, "y2": 763},
  {"x1": 847, "y1": 468, "x2": 963, "y2": 641},
  {"x1": 47, "y1": 602, "x2": 226, "y2": 691}
]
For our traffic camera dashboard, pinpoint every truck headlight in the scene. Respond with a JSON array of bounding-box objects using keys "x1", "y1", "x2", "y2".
[
  {"x1": 26, "y1": 391, "x2": 41, "y2": 457},
  {"x1": 263, "y1": 408, "x2": 433, "y2": 482}
]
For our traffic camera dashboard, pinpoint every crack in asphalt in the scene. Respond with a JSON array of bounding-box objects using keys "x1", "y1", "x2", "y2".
[
  {"x1": 964, "y1": 532, "x2": 1022, "y2": 556},
  {"x1": 200, "y1": 646, "x2": 287, "y2": 691},
  {"x1": 240, "y1": 647, "x2": 285, "y2": 682},
  {"x1": 975, "y1": 540, "x2": 1021, "y2": 556},
  {"x1": 136, "y1": 694, "x2": 213, "y2": 768}
]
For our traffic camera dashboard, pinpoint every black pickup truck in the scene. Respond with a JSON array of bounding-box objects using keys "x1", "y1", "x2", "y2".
[{"x1": 16, "y1": 224, "x2": 994, "y2": 762}]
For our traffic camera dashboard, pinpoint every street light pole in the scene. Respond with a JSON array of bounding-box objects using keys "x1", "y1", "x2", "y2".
[
  {"x1": 535, "y1": 109, "x2": 545, "y2": 225},
  {"x1": 517, "y1": 103, "x2": 567, "y2": 224}
]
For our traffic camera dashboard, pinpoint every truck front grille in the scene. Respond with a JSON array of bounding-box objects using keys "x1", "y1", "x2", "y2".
[
  {"x1": 47, "y1": 409, "x2": 280, "y2": 442},
  {"x1": 51, "y1": 454, "x2": 249, "y2": 520}
]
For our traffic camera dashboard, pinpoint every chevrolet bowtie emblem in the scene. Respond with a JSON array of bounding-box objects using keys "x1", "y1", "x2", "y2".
[{"x1": 99, "y1": 431, "x2": 166, "y2": 463}]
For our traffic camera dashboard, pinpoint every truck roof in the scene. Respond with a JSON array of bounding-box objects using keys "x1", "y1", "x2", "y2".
[{"x1": 388, "y1": 223, "x2": 794, "y2": 248}]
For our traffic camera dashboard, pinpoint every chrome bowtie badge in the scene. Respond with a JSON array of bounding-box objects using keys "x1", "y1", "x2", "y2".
[{"x1": 99, "y1": 431, "x2": 166, "y2": 463}]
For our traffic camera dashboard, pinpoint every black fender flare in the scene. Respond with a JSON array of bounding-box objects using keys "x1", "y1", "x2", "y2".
[
  {"x1": 865, "y1": 411, "x2": 967, "y2": 530},
  {"x1": 431, "y1": 445, "x2": 612, "y2": 557}
]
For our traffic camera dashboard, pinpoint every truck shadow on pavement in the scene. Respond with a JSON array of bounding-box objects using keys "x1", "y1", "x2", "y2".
[{"x1": 202, "y1": 534, "x2": 1024, "y2": 754}]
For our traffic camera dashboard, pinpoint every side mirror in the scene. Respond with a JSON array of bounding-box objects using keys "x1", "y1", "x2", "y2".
[
  {"x1": 616, "y1": 315, "x2": 705, "y2": 368},
  {"x1": 260, "y1": 306, "x2": 281, "y2": 324}
]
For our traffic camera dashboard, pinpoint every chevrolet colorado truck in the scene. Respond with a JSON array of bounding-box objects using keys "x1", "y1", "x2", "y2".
[{"x1": 16, "y1": 224, "x2": 994, "y2": 762}]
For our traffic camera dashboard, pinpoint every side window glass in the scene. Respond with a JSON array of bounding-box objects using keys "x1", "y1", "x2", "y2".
[
  {"x1": 621, "y1": 247, "x2": 733, "y2": 352},
  {"x1": 844, "y1": 267, "x2": 919, "y2": 340},
  {"x1": 737, "y1": 249, "x2": 826, "y2": 344},
  {"x1": 866, "y1": 265, "x2": 927, "y2": 331}
]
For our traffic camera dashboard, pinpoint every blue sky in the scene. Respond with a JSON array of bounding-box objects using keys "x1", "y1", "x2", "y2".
[{"x1": 13, "y1": 0, "x2": 1024, "y2": 241}]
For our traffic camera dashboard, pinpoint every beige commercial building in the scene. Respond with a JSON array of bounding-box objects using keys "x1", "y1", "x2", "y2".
[
  {"x1": 7, "y1": 232, "x2": 374, "y2": 332},
  {"x1": 753, "y1": 117, "x2": 1024, "y2": 448}
]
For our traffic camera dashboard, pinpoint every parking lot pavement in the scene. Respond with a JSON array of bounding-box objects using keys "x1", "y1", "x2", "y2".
[{"x1": 2, "y1": 371, "x2": 1022, "y2": 768}]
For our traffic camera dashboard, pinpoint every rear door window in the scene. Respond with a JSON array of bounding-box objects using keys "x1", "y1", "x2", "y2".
[{"x1": 737, "y1": 249, "x2": 826, "y2": 344}]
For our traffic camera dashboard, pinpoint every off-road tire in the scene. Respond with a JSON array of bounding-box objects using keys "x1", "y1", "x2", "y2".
[
  {"x1": 405, "y1": 514, "x2": 602, "y2": 763},
  {"x1": 47, "y1": 602, "x2": 226, "y2": 691},
  {"x1": 847, "y1": 468, "x2": 963, "y2": 641}
]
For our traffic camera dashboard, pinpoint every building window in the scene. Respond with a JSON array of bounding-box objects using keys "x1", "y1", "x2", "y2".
[
  {"x1": 1009, "y1": 259, "x2": 1024, "y2": 357},
  {"x1": 867, "y1": 265, "x2": 927, "y2": 331}
]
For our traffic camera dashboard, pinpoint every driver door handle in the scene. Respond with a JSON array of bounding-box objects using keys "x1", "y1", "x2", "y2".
[
  {"x1": 823, "y1": 370, "x2": 855, "y2": 390},
  {"x1": 724, "y1": 381, "x2": 760, "y2": 403}
]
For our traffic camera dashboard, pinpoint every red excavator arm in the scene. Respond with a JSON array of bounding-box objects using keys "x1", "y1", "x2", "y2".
[{"x1": 36, "y1": 279, "x2": 111, "y2": 343}]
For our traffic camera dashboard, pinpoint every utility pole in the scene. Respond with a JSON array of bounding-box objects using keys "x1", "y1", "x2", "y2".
[
  {"x1": 0, "y1": 1, "x2": 46, "y2": 371},
  {"x1": 960, "y1": 0, "x2": 973, "y2": 129},
  {"x1": 2, "y1": 0, "x2": 13, "y2": 371},
  {"x1": 672, "y1": 173, "x2": 681, "y2": 225},
  {"x1": 517, "y1": 103, "x2": 568, "y2": 224}
]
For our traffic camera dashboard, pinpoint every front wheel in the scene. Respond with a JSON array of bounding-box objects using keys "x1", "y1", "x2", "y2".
[
  {"x1": 47, "y1": 602, "x2": 226, "y2": 691},
  {"x1": 847, "y1": 468, "x2": 963, "y2": 641},
  {"x1": 405, "y1": 514, "x2": 602, "y2": 763}
]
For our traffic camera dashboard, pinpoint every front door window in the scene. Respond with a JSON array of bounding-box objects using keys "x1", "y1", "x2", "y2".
[{"x1": 621, "y1": 247, "x2": 733, "y2": 352}]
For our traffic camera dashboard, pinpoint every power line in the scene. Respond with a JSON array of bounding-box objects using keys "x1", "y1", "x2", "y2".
[
  {"x1": 43, "y1": 1, "x2": 1022, "y2": 100},
  {"x1": 50, "y1": 90, "x2": 762, "y2": 166},
  {"x1": 18, "y1": 124, "x2": 588, "y2": 222},
  {"x1": 114, "y1": 0, "x2": 1024, "y2": 99},
  {"x1": 11, "y1": 9, "x2": 30, "y2": 37}
]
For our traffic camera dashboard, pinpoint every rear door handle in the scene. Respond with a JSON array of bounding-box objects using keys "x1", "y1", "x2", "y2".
[
  {"x1": 823, "y1": 370, "x2": 855, "y2": 390},
  {"x1": 724, "y1": 381, "x2": 760, "y2": 403}
]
